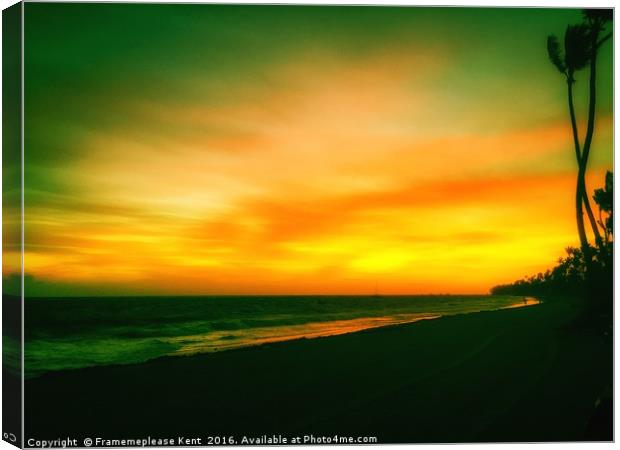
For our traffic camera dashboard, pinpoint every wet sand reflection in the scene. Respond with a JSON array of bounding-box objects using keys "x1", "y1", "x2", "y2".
[{"x1": 170, "y1": 298, "x2": 540, "y2": 356}]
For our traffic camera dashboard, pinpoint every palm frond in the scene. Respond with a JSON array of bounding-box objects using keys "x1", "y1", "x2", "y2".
[
  {"x1": 564, "y1": 24, "x2": 591, "y2": 73},
  {"x1": 583, "y1": 9, "x2": 613, "y2": 24},
  {"x1": 547, "y1": 35, "x2": 566, "y2": 74}
]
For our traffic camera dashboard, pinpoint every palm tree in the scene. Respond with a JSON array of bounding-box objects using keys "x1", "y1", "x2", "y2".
[
  {"x1": 547, "y1": 11, "x2": 611, "y2": 261},
  {"x1": 578, "y1": 9, "x2": 612, "y2": 245},
  {"x1": 547, "y1": 24, "x2": 600, "y2": 256}
]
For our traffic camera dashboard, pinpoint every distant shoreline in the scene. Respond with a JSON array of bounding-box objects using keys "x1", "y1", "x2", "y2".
[{"x1": 19, "y1": 293, "x2": 503, "y2": 300}]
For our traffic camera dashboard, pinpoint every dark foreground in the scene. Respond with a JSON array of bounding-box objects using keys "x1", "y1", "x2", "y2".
[{"x1": 24, "y1": 297, "x2": 612, "y2": 444}]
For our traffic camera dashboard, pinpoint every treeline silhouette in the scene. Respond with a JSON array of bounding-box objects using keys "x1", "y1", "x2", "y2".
[
  {"x1": 490, "y1": 243, "x2": 612, "y2": 297},
  {"x1": 491, "y1": 172, "x2": 612, "y2": 314}
]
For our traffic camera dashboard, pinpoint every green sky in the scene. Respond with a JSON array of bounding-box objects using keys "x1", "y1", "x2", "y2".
[{"x1": 24, "y1": 5, "x2": 611, "y2": 167}]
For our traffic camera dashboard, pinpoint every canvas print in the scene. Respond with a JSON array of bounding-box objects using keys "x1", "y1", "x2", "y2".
[{"x1": 1, "y1": 2, "x2": 614, "y2": 447}]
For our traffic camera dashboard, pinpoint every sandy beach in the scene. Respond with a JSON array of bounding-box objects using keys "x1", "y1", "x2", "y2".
[{"x1": 24, "y1": 296, "x2": 611, "y2": 443}]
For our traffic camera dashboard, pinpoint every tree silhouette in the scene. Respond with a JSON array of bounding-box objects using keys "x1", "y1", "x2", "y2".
[
  {"x1": 593, "y1": 171, "x2": 613, "y2": 243},
  {"x1": 547, "y1": 24, "x2": 596, "y2": 254},
  {"x1": 578, "y1": 9, "x2": 612, "y2": 246},
  {"x1": 546, "y1": 9, "x2": 612, "y2": 261}
]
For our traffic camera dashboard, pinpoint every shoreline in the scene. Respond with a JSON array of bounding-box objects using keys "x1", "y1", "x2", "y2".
[
  {"x1": 25, "y1": 296, "x2": 611, "y2": 442},
  {"x1": 162, "y1": 297, "x2": 542, "y2": 365},
  {"x1": 23, "y1": 295, "x2": 540, "y2": 379}
]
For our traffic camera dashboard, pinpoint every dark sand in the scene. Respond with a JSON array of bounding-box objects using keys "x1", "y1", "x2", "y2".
[{"x1": 24, "y1": 297, "x2": 612, "y2": 443}]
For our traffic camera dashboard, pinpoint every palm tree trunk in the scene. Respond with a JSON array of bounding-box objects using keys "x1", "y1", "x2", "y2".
[
  {"x1": 567, "y1": 81, "x2": 590, "y2": 253},
  {"x1": 567, "y1": 80, "x2": 581, "y2": 162},
  {"x1": 579, "y1": 29, "x2": 603, "y2": 246},
  {"x1": 581, "y1": 176, "x2": 601, "y2": 244},
  {"x1": 575, "y1": 177, "x2": 590, "y2": 256}
]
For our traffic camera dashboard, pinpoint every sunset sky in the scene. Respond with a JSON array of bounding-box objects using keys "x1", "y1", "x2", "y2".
[{"x1": 8, "y1": 5, "x2": 613, "y2": 296}]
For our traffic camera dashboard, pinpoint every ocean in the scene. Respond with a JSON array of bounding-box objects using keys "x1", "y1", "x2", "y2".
[{"x1": 23, "y1": 294, "x2": 537, "y2": 378}]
